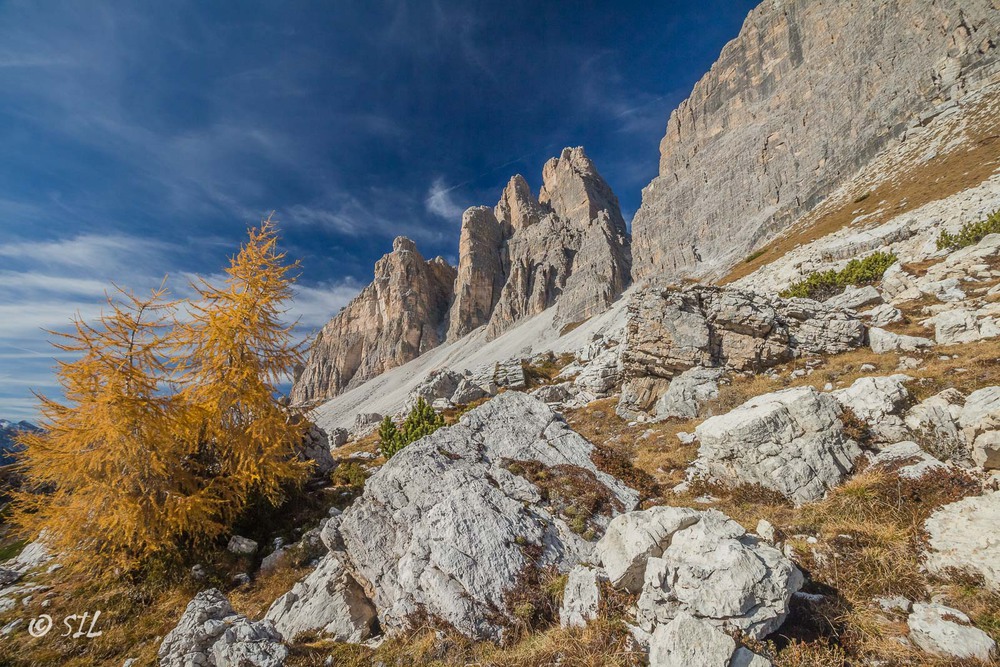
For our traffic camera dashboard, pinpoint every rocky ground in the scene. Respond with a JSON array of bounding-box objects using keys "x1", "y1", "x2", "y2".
[
  {"x1": 2, "y1": 2, "x2": 1000, "y2": 665},
  {"x1": 5, "y1": 224, "x2": 1000, "y2": 664}
]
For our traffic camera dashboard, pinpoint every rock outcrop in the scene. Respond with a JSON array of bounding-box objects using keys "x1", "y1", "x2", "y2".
[
  {"x1": 907, "y1": 602, "x2": 997, "y2": 661},
  {"x1": 264, "y1": 553, "x2": 376, "y2": 643},
  {"x1": 597, "y1": 507, "x2": 801, "y2": 641},
  {"x1": 450, "y1": 147, "x2": 631, "y2": 341},
  {"x1": 690, "y1": 386, "x2": 862, "y2": 505},
  {"x1": 617, "y1": 285, "x2": 865, "y2": 418},
  {"x1": 559, "y1": 565, "x2": 602, "y2": 629},
  {"x1": 631, "y1": 0, "x2": 1000, "y2": 281},
  {"x1": 336, "y1": 392, "x2": 639, "y2": 640},
  {"x1": 648, "y1": 612, "x2": 773, "y2": 667},
  {"x1": 292, "y1": 237, "x2": 456, "y2": 405},
  {"x1": 831, "y1": 375, "x2": 913, "y2": 443},
  {"x1": 295, "y1": 148, "x2": 631, "y2": 406},
  {"x1": 159, "y1": 589, "x2": 288, "y2": 667},
  {"x1": 446, "y1": 206, "x2": 508, "y2": 340},
  {"x1": 924, "y1": 490, "x2": 1000, "y2": 590}
]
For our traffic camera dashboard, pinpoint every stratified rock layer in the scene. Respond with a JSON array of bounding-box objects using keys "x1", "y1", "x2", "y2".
[
  {"x1": 447, "y1": 206, "x2": 507, "y2": 340},
  {"x1": 632, "y1": 0, "x2": 1000, "y2": 281},
  {"x1": 296, "y1": 148, "x2": 631, "y2": 404},
  {"x1": 291, "y1": 237, "x2": 456, "y2": 405},
  {"x1": 452, "y1": 147, "x2": 632, "y2": 341}
]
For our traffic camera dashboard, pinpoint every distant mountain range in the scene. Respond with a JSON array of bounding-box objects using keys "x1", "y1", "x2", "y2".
[{"x1": 0, "y1": 419, "x2": 38, "y2": 465}]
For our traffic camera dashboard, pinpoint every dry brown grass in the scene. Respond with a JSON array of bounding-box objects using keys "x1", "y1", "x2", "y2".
[
  {"x1": 721, "y1": 90, "x2": 1000, "y2": 285},
  {"x1": 672, "y1": 463, "x2": 990, "y2": 665},
  {"x1": 563, "y1": 398, "x2": 702, "y2": 493},
  {"x1": 310, "y1": 620, "x2": 644, "y2": 667}
]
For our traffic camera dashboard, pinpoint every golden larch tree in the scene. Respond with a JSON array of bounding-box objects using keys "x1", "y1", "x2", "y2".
[
  {"x1": 174, "y1": 216, "x2": 308, "y2": 522},
  {"x1": 11, "y1": 285, "x2": 221, "y2": 575}
]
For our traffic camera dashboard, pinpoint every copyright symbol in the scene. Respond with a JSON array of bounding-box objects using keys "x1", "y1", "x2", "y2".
[{"x1": 28, "y1": 615, "x2": 52, "y2": 638}]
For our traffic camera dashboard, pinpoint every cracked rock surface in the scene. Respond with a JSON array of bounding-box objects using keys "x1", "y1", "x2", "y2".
[
  {"x1": 690, "y1": 386, "x2": 861, "y2": 505},
  {"x1": 598, "y1": 507, "x2": 801, "y2": 642},
  {"x1": 159, "y1": 589, "x2": 288, "y2": 667},
  {"x1": 338, "y1": 391, "x2": 639, "y2": 640}
]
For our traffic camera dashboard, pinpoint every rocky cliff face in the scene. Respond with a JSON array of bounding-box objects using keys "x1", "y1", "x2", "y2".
[
  {"x1": 294, "y1": 148, "x2": 630, "y2": 404},
  {"x1": 291, "y1": 238, "x2": 456, "y2": 405},
  {"x1": 450, "y1": 147, "x2": 631, "y2": 341},
  {"x1": 632, "y1": 0, "x2": 1000, "y2": 282}
]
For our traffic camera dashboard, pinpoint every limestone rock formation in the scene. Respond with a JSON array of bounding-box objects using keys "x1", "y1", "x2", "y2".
[
  {"x1": 291, "y1": 237, "x2": 456, "y2": 405},
  {"x1": 617, "y1": 285, "x2": 864, "y2": 417},
  {"x1": 831, "y1": 375, "x2": 913, "y2": 443},
  {"x1": 597, "y1": 507, "x2": 801, "y2": 641},
  {"x1": 907, "y1": 602, "x2": 997, "y2": 661},
  {"x1": 868, "y1": 327, "x2": 934, "y2": 355},
  {"x1": 904, "y1": 389, "x2": 967, "y2": 461},
  {"x1": 690, "y1": 386, "x2": 862, "y2": 505},
  {"x1": 159, "y1": 589, "x2": 288, "y2": 667},
  {"x1": 559, "y1": 565, "x2": 602, "y2": 629},
  {"x1": 648, "y1": 612, "x2": 772, "y2": 667},
  {"x1": 632, "y1": 0, "x2": 1000, "y2": 281},
  {"x1": 653, "y1": 367, "x2": 725, "y2": 421},
  {"x1": 868, "y1": 441, "x2": 948, "y2": 480},
  {"x1": 596, "y1": 506, "x2": 701, "y2": 593},
  {"x1": 296, "y1": 148, "x2": 631, "y2": 406},
  {"x1": 447, "y1": 206, "x2": 507, "y2": 340},
  {"x1": 264, "y1": 553, "x2": 376, "y2": 643},
  {"x1": 633, "y1": 0, "x2": 1000, "y2": 279},
  {"x1": 450, "y1": 147, "x2": 631, "y2": 341},
  {"x1": 924, "y1": 490, "x2": 1000, "y2": 590},
  {"x1": 336, "y1": 392, "x2": 639, "y2": 640}
]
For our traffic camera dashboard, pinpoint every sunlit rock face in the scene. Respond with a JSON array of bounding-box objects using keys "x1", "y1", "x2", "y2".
[{"x1": 631, "y1": 0, "x2": 1000, "y2": 282}]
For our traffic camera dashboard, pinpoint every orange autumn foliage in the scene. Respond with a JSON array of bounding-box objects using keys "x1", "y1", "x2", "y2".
[{"x1": 11, "y1": 218, "x2": 307, "y2": 578}]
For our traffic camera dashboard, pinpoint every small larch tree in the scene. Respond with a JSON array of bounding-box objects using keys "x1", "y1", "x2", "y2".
[
  {"x1": 11, "y1": 286, "x2": 219, "y2": 575},
  {"x1": 12, "y1": 218, "x2": 310, "y2": 578},
  {"x1": 174, "y1": 217, "x2": 308, "y2": 522}
]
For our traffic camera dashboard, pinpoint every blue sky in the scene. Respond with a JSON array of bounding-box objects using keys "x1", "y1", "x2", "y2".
[{"x1": 0, "y1": 0, "x2": 757, "y2": 421}]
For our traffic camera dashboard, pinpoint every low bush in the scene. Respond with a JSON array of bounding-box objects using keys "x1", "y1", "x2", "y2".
[
  {"x1": 936, "y1": 208, "x2": 1000, "y2": 251},
  {"x1": 378, "y1": 398, "x2": 446, "y2": 459},
  {"x1": 780, "y1": 250, "x2": 897, "y2": 300}
]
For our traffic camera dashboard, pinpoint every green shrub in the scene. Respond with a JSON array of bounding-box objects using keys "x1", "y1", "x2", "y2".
[
  {"x1": 780, "y1": 251, "x2": 897, "y2": 300},
  {"x1": 936, "y1": 209, "x2": 1000, "y2": 251},
  {"x1": 378, "y1": 398, "x2": 445, "y2": 458},
  {"x1": 744, "y1": 249, "x2": 766, "y2": 263}
]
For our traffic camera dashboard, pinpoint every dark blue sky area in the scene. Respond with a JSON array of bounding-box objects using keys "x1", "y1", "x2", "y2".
[{"x1": 0, "y1": 0, "x2": 758, "y2": 419}]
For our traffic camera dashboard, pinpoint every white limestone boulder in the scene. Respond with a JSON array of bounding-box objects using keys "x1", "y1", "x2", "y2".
[
  {"x1": 159, "y1": 589, "x2": 288, "y2": 667},
  {"x1": 831, "y1": 374, "x2": 912, "y2": 442},
  {"x1": 907, "y1": 602, "x2": 996, "y2": 661},
  {"x1": 860, "y1": 303, "x2": 903, "y2": 327},
  {"x1": 868, "y1": 441, "x2": 947, "y2": 479},
  {"x1": 690, "y1": 387, "x2": 862, "y2": 505},
  {"x1": 264, "y1": 553, "x2": 376, "y2": 643},
  {"x1": 653, "y1": 367, "x2": 724, "y2": 420},
  {"x1": 337, "y1": 392, "x2": 639, "y2": 640},
  {"x1": 924, "y1": 490, "x2": 1000, "y2": 590},
  {"x1": 648, "y1": 612, "x2": 772, "y2": 667},
  {"x1": 596, "y1": 506, "x2": 701, "y2": 593},
  {"x1": 634, "y1": 510, "x2": 802, "y2": 639},
  {"x1": 868, "y1": 327, "x2": 933, "y2": 354},
  {"x1": 559, "y1": 565, "x2": 602, "y2": 629},
  {"x1": 904, "y1": 388, "x2": 966, "y2": 461},
  {"x1": 973, "y1": 431, "x2": 1000, "y2": 469},
  {"x1": 824, "y1": 285, "x2": 882, "y2": 310}
]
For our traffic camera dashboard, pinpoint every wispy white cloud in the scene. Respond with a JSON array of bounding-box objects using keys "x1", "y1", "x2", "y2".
[
  {"x1": 290, "y1": 280, "x2": 363, "y2": 329},
  {"x1": 0, "y1": 235, "x2": 172, "y2": 270},
  {"x1": 424, "y1": 178, "x2": 465, "y2": 221}
]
